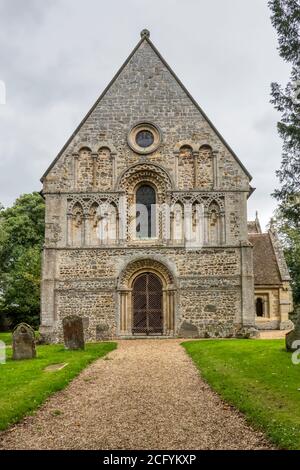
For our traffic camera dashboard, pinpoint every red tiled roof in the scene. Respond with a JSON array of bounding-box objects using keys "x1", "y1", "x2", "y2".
[{"x1": 249, "y1": 233, "x2": 281, "y2": 285}]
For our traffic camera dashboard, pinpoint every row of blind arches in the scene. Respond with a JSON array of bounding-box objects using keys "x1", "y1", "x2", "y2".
[{"x1": 68, "y1": 184, "x2": 224, "y2": 245}]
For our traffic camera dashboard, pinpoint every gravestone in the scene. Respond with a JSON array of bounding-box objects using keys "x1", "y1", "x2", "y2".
[
  {"x1": 96, "y1": 323, "x2": 111, "y2": 341},
  {"x1": 0, "y1": 340, "x2": 5, "y2": 364},
  {"x1": 63, "y1": 316, "x2": 85, "y2": 350},
  {"x1": 12, "y1": 323, "x2": 36, "y2": 360},
  {"x1": 286, "y1": 315, "x2": 300, "y2": 352}
]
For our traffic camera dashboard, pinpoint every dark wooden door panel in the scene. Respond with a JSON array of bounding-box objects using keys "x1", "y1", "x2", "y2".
[{"x1": 132, "y1": 272, "x2": 163, "y2": 335}]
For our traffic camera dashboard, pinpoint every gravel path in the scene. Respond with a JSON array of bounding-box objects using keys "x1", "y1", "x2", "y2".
[{"x1": 0, "y1": 340, "x2": 272, "y2": 450}]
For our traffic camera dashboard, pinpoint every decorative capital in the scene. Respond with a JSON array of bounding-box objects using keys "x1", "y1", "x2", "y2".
[{"x1": 140, "y1": 29, "x2": 150, "y2": 39}]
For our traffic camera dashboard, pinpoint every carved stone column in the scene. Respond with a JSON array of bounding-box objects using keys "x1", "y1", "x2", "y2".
[
  {"x1": 212, "y1": 150, "x2": 219, "y2": 189},
  {"x1": 174, "y1": 151, "x2": 179, "y2": 187},
  {"x1": 66, "y1": 212, "x2": 73, "y2": 246},
  {"x1": 220, "y1": 210, "x2": 226, "y2": 244},
  {"x1": 184, "y1": 202, "x2": 192, "y2": 246},
  {"x1": 72, "y1": 153, "x2": 79, "y2": 190},
  {"x1": 83, "y1": 213, "x2": 89, "y2": 246},
  {"x1": 165, "y1": 289, "x2": 175, "y2": 335},
  {"x1": 170, "y1": 211, "x2": 175, "y2": 244},
  {"x1": 127, "y1": 193, "x2": 135, "y2": 241},
  {"x1": 111, "y1": 152, "x2": 116, "y2": 187},
  {"x1": 119, "y1": 289, "x2": 132, "y2": 335},
  {"x1": 91, "y1": 153, "x2": 98, "y2": 190},
  {"x1": 118, "y1": 194, "x2": 127, "y2": 244},
  {"x1": 193, "y1": 150, "x2": 199, "y2": 188},
  {"x1": 204, "y1": 209, "x2": 209, "y2": 245}
]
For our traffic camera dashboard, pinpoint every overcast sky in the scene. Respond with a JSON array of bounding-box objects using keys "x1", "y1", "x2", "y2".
[{"x1": 0, "y1": 0, "x2": 291, "y2": 229}]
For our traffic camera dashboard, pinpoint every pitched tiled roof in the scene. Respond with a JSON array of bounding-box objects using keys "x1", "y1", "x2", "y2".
[
  {"x1": 247, "y1": 216, "x2": 262, "y2": 234},
  {"x1": 249, "y1": 233, "x2": 282, "y2": 285},
  {"x1": 247, "y1": 221, "x2": 260, "y2": 233}
]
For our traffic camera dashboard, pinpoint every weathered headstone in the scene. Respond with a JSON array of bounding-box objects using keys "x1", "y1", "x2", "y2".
[
  {"x1": 12, "y1": 323, "x2": 36, "y2": 360},
  {"x1": 0, "y1": 340, "x2": 5, "y2": 364},
  {"x1": 286, "y1": 316, "x2": 300, "y2": 352},
  {"x1": 62, "y1": 316, "x2": 85, "y2": 350},
  {"x1": 96, "y1": 323, "x2": 111, "y2": 341}
]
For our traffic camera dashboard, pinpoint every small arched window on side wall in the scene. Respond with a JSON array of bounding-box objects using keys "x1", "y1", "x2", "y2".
[
  {"x1": 136, "y1": 184, "x2": 156, "y2": 238},
  {"x1": 256, "y1": 297, "x2": 264, "y2": 317}
]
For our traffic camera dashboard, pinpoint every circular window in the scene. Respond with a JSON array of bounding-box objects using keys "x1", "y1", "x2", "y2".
[
  {"x1": 128, "y1": 122, "x2": 161, "y2": 154},
  {"x1": 136, "y1": 130, "x2": 154, "y2": 148}
]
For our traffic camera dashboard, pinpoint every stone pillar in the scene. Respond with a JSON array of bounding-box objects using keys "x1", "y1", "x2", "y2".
[
  {"x1": 184, "y1": 202, "x2": 192, "y2": 246},
  {"x1": 118, "y1": 194, "x2": 127, "y2": 244},
  {"x1": 165, "y1": 289, "x2": 175, "y2": 335},
  {"x1": 40, "y1": 248, "x2": 57, "y2": 342},
  {"x1": 240, "y1": 243, "x2": 256, "y2": 327},
  {"x1": 279, "y1": 283, "x2": 294, "y2": 329},
  {"x1": 174, "y1": 151, "x2": 179, "y2": 187},
  {"x1": 170, "y1": 211, "x2": 175, "y2": 244},
  {"x1": 220, "y1": 210, "x2": 226, "y2": 245},
  {"x1": 111, "y1": 153, "x2": 116, "y2": 187},
  {"x1": 128, "y1": 193, "x2": 136, "y2": 241},
  {"x1": 66, "y1": 212, "x2": 72, "y2": 246},
  {"x1": 72, "y1": 153, "x2": 79, "y2": 190},
  {"x1": 193, "y1": 151, "x2": 199, "y2": 188},
  {"x1": 91, "y1": 153, "x2": 98, "y2": 190},
  {"x1": 204, "y1": 209, "x2": 209, "y2": 245},
  {"x1": 119, "y1": 289, "x2": 132, "y2": 335},
  {"x1": 212, "y1": 150, "x2": 219, "y2": 189},
  {"x1": 83, "y1": 214, "x2": 89, "y2": 246}
]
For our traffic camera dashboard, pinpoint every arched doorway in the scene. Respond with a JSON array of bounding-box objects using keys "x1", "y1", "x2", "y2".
[
  {"x1": 132, "y1": 272, "x2": 163, "y2": 335},
  {"x1": 118, "y1": 259, "x2": 176, "y2": 337}
]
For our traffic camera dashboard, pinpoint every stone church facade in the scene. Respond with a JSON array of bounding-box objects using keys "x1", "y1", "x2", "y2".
[{"x1": 40, "y1": 30, "x2": 292, "y2": 342}]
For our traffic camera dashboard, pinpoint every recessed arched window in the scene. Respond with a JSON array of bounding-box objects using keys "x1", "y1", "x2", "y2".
[
  {"x1": 256, "y1": 297, "x2": 264, "y2": 317},
  {"x1": 136, "y1": 184, "x2": 156, "y2": 238}
]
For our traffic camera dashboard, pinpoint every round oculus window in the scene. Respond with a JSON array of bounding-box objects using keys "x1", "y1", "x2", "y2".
[
  {"x1": 127, "y1": 122, "x2": 162, "y2": 154},
  {"x1": 135, "y1": 130, "x2": 154, "y2": 148}
]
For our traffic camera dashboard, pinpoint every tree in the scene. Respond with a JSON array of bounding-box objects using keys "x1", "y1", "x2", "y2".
[
  {"x1": 272, "y1": 207, "x2": 300, "y2": 305},
  {"x1": 269, "y1": 0, "x2": 300, "y2": 225},
  {"x1": 0, "y1": 192, "x2": 45, "y2": 328}
]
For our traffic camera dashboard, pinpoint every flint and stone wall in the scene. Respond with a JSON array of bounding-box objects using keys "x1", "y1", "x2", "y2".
[{"x1": 40, "y1": 38, "x2": 256, "y2": 342}]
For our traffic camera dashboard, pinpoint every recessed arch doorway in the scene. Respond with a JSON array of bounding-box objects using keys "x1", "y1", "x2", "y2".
[
  {"x1": 132, "y1": 272, "x2": 163, "y2": 335},
  {"x1": 118, "y1": 258, "x2": 176, "y2": 337}
]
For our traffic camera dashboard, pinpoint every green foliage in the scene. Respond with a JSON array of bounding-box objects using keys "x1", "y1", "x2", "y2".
[
  {"x1": 272, "y1": 208, "x2": 300, "y2": 304},
  {"x1": 268, "y1": 0, "x2": 300, "y2": 224},
  {"x1": 0, "y1": 192, "x2": 45, "y2": 328},
  {"x1": 183, "y1": 339, "x2": 300, "y2": 450},
  {"x1": 0, "y1": 342, "x2": 116, "y2": 431}
]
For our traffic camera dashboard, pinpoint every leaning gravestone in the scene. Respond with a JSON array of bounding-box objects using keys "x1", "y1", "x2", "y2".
[
  {"x1": 62, "y1": 316, "x2": 85, "y2": 350},
  {"x1": 286, "y1": 315, "x2": 300, "y2": 352},
  {"x1": 12, "y1": 323, "x2": 36, "y2": 360}
]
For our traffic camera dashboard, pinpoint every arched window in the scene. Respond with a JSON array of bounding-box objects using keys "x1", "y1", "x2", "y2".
[
  {"x1": 173, "y1": 202, "x2": 184, "y2": 243},
  {"x1": 71, "y1": 202, "x2": 84, "y2": 246},
  {"x1": 208, "y1": 201, "x2": 221, "y2": 245},
  {"x1": 256, "y1": 297, "x2": 264, "y2": 317},
  {"x1": 136, "y1": 184, "x2": 156, "y2": 238}
]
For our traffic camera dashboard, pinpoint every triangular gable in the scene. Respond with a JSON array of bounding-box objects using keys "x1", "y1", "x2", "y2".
[{"x1": 41, "y1": 30, "x2": 252, "y2": 181}]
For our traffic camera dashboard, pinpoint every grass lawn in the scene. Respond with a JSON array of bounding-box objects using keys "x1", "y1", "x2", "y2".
[
  {"x1": 183, "y1": 339, "x2": 300, "y2": 450},
  {"x1": 0, "y1": 339, "x2": 116, "y2": 431},
  {"x1": 0, "y1": 332, "x2": 13, "y2": 345}
]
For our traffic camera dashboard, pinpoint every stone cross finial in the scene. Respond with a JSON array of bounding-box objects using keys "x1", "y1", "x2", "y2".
[{"x1": 140, "y1": 29, "x2": 150, "y2": 38}]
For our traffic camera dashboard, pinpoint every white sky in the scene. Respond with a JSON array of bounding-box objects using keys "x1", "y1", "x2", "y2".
[{"x1": 0, "y1": 0, "x2": 291, "y2": 230}]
